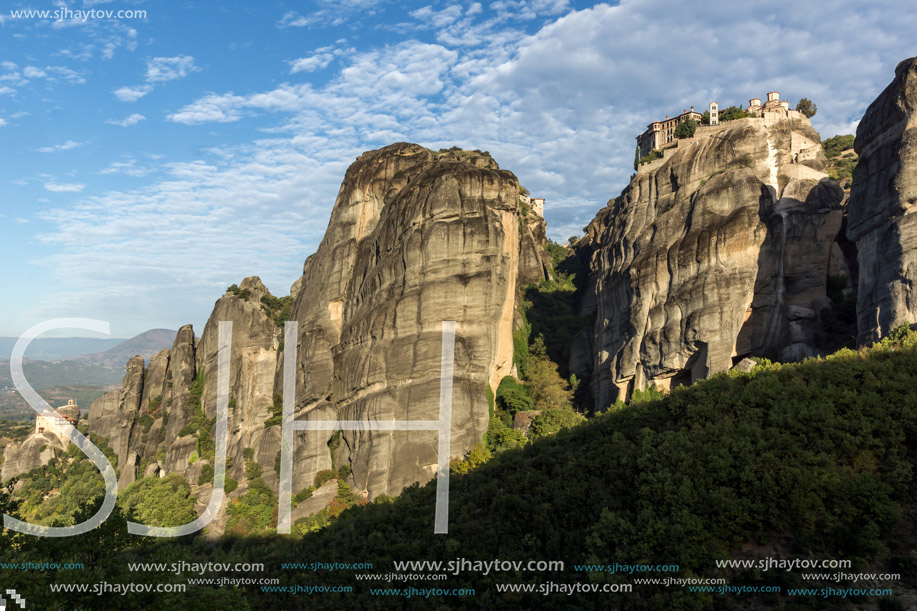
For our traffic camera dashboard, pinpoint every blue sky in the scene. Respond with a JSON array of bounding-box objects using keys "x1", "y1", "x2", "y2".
[{"x1": 0, "y1": 0, "x2": 914, "y2": 339}]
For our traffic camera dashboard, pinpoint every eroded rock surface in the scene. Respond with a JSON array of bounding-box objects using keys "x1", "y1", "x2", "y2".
[
  {"x1": 580, "y1": 111, "x2": 844, "y2": 408},
  {"x1": 847, "y1": 57, "x2": 917, "y2": 344},
  {"x1": 77, "y1": 144, "x2": 545, "y2": 527},
  {"x1": 287, "y1": 143, "x2": 544, "y2": 499}
]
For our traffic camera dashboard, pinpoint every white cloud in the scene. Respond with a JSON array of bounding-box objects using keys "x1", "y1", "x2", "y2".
[
  {"x1": 44, "y1": 181, "x2": 86, "y2": 192},
  {"x1": 145, "y1": 55, "x2": 199, "y2": 83},
  {"x1": 164, "y1": 1, "x2": 917, "y2": 245},
  {"x1": 57, "y1": 44, "x2": 96, "y2": 61},
  {"x1": 277, "y1": 11, "x2": 316, "y2": 28},
  {"x1": 277, "y1": 0, "x2": 386, "y2": 29},
  {"x1": 0, "y1": 63, "x2": 84, "y2": 97},
  {"x1": 37, "y1": 140, "x2": 84, "y2": 153},
  {"x1": 290, "y1": 53, "x2": 334, "y2": 73},
  {"x1": 0, "y1": 73, "x2": 27, "y2": 87},
  {"x1": 11, "y1": 111, "x2": 29, "y2": 119},
  {"x1": 106, "y1": 113, "x2": 146, "y2": 127},
  {"x1": 168, "y1": 93, "x2": 247, "y2": 124},
  {"x1": 23, "y1": 66, "x2": 47, "y2": 78},
  {"x1": 99, "y1": 159, "x2": 150, "y2": 177},
  {"x1": 36, "y1": 140, "x2": 347, "y2": 329},
  {"x1": 490, "y1": 0, "x2": 570, "y2": 19},
  {"x1": 171, "y1": 41, "x2": 457, "y2": 126},
  {"x1": 0, "y1": 118, "x2": 6, "y2": 127},
  {"x1": 410, "y1": 4, "x2": 463, "y2": 28},
  {"x1": 37, "y1": 140, "x2": 85, "y2": 153},
  {"x1": 13, "y1": 64, "x2": 86, "y2": 84},
  {"x1": 25, "y1": 0, "x2": 917, "y2": 333},
  {"x1": 112, "y1": 57, "x2": 199, "y2": 105},
  {"x1": 113, "y1": 85, "x2": 151, "y2": 101},
  {"x1": 45, "y1": 65, "x2": 86, "y2": 83}
]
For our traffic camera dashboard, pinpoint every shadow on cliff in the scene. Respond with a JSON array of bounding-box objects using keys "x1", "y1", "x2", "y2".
[
  {"x1": 735, "y1": 178, "x2": 857, "y2": 362},
  {"x1": 521, "y1": 248, "x2": 593, "y2": 381}
]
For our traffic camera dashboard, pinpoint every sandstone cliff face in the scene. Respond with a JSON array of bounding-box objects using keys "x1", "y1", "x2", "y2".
[
  {"x1": 83, "y1": 276, "x2": 281, "y2": 529},
  {"x1": 287, "y1": 143, "x2": 544, "y2": 499},
  {"x1": 1, "y1": 432, "x2": 65, "y2": 482},
  {"x1": 194, "y1": 276, "x2": 281, "y2": 496},
  {"x1": 77, "y1": 144, "x2": 545, "y2": 522},
  {"x1": 847, "y1": 57, "x2": 917, "y2": 344},
  {"x1": 580, "y1": 111, "x2": 844, "y2": 408}
]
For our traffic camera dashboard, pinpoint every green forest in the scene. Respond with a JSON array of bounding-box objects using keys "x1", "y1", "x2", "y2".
[{"x1": 3, "y1": 325, "x2": 916, "y2": 609}]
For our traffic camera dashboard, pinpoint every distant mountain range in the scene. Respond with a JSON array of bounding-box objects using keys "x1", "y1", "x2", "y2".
[
  {"x1": 0, "y1": 336, "x2": 126, "y2": 362},
  {"x1": 0, "y1": 329, "x2": 177, "y2": 420},
  {"x1": 0, "y1": 329, "x2": 176, "y2": 365},
  {"x1": 75, "y1": 328, "x2": 178, "y2": 368}
]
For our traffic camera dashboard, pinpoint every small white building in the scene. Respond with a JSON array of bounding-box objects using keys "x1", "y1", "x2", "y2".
[
  {"x1": 746, "y1": 91, "x2": 789, "y2": 114},
  {"x1": 530, "y1": 198, "x2": 545, "y2": 217},
  {"x1": 35, "y1": 398, "x2": 79, "y2": 444},
  {"x1": 519, "y1": 194, "x2": 545, "y2": 218},
  {"x1": 708, "y1": 101, "x2": 719, "y2": 125}
]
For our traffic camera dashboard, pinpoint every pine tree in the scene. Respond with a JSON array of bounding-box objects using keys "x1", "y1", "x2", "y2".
[
  {"x1": 796, "y1": 98, "x2": 817, "y2": 118},
  {"x1": 526, "y1": 335, "x2": 573, "y2": 410}
]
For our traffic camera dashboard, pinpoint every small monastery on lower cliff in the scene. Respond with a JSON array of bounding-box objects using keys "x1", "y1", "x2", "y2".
[{"x1": 35, "y1": 398, "x2": 80, "y2": 444}]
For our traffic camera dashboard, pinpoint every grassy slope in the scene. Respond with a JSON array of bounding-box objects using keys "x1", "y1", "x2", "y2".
[
  {"x1": 266, "y1": 332, "x2": 917, "y2": 610},
  {"x1": 3, "y1": 331, "x2": 917, "y2": 610}
]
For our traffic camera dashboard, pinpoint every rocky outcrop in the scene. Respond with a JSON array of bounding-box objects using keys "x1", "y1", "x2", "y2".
[
  {"x1": 1, "y1": 432, "x2": 65, "y2": 482},
  {"x1": 80, "y1": 143, "x2": 546, "y2": 526},
  {"x1": 287, "y1": 143, "x2": 544, "y2": 500},
  {"x1": 194, "y1": 276, "x2": 281, "y2": 499},
  {"x1": 580, "y1": 110, "x2": 844, "y2": 408},
  {"x1": 847, "y1": 57, "x2": 917, "y2": 344},
  {"x1": 88, "y1": 354, "x2": 145, "y2": 487},
  {"x1": 84, "y1": 276, "x2": 282, "y2": 530}
]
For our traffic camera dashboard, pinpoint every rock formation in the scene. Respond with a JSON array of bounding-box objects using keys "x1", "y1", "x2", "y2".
[
  {"x1": 1, "y1": 431, "x2": 66, "y2": 483},
  {"x1": 1, "y1": 400, "x2": 80, "y2": 482},
  {"x1": 579, "y1": 109, "x2": 844, "y2": 408},
  {"x1": 57, "y1": 144, "x2": 547, "y2": 531},
  {"x1": 84, "y1": 277, "x2": 282, "y2": 524},
  {"x1": 847, "y1": 57, "x2": 917, "y2": 344},
  {"x1": 286, "y1": 143, "x2": 546, "y2": 499}
]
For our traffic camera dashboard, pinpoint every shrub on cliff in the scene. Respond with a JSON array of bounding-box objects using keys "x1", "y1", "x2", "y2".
[
  {"x1": 674, "y1": 119, "x2": 697, "y2": 139},
  {"x1": 119, "y1": 474, "x2": 196, "y2": 528},
  {"x1": 526, "y1": 336, "x2": 573, "y2": 410},
  {"x1": 796, "y1": 97, "x2": 817, "y2": 117},
  {"x1": 528, "y1": 406, "x2": 586, "y2": 440},
  {"x1": 719, "y1": 105, "x2": 751, "y2": 121},
  {"x1": 495, "y1": 376, "x2": 532, "y2": 414}
]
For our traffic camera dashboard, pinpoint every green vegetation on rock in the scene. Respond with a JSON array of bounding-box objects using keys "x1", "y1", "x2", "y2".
[
  {"x1": 260, "y1": 293, "x2": 294, "y2": 328},
  {"x1": 177, "y1": 369, "x2": 215, "y2": 461},
  {"x1": 120, "y1": 474, "x2": 197, "y2": 527},
  {"x1": 796, "y1": 97, "x2": 817, "y2": 118},
  {"x1": 718, "y1": 105, "x2": 752, "y2": 122},
  {"x1": 674, "y1": 118, "x2": 697, "y2": 139},
  {"x1": 823, "y1": 134, "x2": 857, "y2": 189}
]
